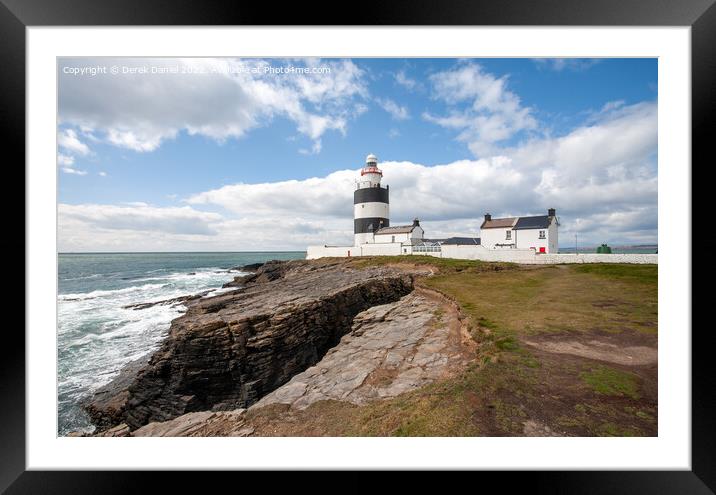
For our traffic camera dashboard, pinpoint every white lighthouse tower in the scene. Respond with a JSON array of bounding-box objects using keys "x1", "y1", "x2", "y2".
[{"x1": 354, "y1": 153, "x2": 390, "y2": 246}]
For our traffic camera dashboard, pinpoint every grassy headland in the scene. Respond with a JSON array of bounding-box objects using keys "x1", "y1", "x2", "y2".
[{"x1": 248, "y1": 257, "x2": 658, "y2": 436}]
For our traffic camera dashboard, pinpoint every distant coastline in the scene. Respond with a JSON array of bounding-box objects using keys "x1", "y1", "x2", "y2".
[{"x1": 58, "y1": 250, "x2": 308, "y2": 255}]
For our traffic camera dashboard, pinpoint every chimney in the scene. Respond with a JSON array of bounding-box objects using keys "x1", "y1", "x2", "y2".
[
  {"x1": 484, "y1": 213, "x2": 492, "y2": 222},
  {"x1": 548, "y1": 208, "x2": 556, "y2": 217},
  {"x1": 413, "y1": 218, "x2": 420, "y2": 227}
]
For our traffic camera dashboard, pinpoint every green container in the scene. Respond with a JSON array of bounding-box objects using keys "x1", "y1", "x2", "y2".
[{"x1": 596, "y1": 244, "x2": 612, "y2": 254}]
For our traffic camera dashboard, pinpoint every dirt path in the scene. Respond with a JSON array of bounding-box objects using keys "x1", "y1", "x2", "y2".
[
  {"x1": 471, "y1": 329, "x2": 659, "y2": 437},
  {"x1": 523, "y1": 330, "x2": 657, "y2": 366}
]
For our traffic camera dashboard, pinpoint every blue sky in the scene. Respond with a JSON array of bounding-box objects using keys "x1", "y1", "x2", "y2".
[{"x1": 58, "y1": 57, "x2": 657, "y2": 251}]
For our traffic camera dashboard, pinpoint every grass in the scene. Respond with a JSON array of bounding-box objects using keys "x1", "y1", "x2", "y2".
[
  {"x1": 572, "y1": 263, "x2": 657, "y2": 285},
  {"x1": 423, "y1": 263, "x2": 657, "y2": 336},
  {"x1": 596, "y1": 422, "x2": 642, "y2": 437},
  {"x1": 350, "y1": 255, "x2": 516, "y2": 274},
  {"x1": 580, "y1": 366, "x2": 641, "y2": 399}
]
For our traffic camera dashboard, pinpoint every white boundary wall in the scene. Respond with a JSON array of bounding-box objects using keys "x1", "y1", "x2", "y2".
[
  {"x1": 307, "y1": 243, "x2": 404, "y2": 259},
  {"x1": 441, "y1": 245, "x2": 537, "y2": 262},
  {"x1": 527, "y1": 253, "x2": 658, "y2": 264},
  {"x1": 307, "y1": 244, "x2": 657, "y2": 264},
  {"x1": 306, "y1": 246, "x2": 355, "y2": 259}
]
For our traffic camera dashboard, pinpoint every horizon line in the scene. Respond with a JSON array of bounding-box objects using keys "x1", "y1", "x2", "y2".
[{"x1": 57, "y1": 250, "x2": 309, "y2": 254}]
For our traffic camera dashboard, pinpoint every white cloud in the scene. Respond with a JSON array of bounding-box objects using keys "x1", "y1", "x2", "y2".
[
  {"x1": 106, "y1": 128, "x2": 174, "y2": 153},
  {"x1": 377, "y1": 98, "x2": 410, "y2": 120},
  {"x1": 58, "y1": 203, "x2": 353, "y2": 252},
  {"x1": 395, "y1": 70, "x2": 420, "y2": 91},
  {"x1": 59, "y1": 100, "x2": 657, "y2": 251},
  {"x1": 187, "y1": 169, "x2": 358, "y2": 218},
  {"x1": 61, "y1": 167, "x2": 88, "y2": 176},
  {"x1": 57, "y1": 129, "x2": 92, "y2": 176},
  {"x1": 424, "y1": 63, "x2": 537, "y2": 156},
  {"x1": 510, "y1": 102, "x2": 657, "y2": 185},
  {"x1": 299, "y1": 139, "x2": 323, "y2": 155},
  {"x1": 59, "y1": 57, "x2": 368, "y2": 154},
  {"x1": 600, "y1": 100, "x2": 626, "y2": 113},
  {"x1": 57, "y1": 154, "x2": 75, "y2": 166},
  {"x1": 59, "y1": 203, "x2": 222, "y2": 236},
  {"x1": 533, "y1": 58, "x2": 601, "y2": 72},
  {"x1": 58, "y1": 128, "x2": 90, "y2": 155}
]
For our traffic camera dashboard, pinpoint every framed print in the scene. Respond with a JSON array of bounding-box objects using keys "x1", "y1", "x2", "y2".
[{"x1": 5, "y1": 0, "x2": 714, "y2": 490}]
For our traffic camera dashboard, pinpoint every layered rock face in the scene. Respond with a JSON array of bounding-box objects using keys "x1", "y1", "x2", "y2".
[
  {"x1": 222, "y1": 260, "x2": 287, "y2": 288},
  {"x1": 83, "y1": 355, "x2": 150, "y2": 431},
  {"x1": 87, "y1": 260, "x2": 414, "y2": 431}
]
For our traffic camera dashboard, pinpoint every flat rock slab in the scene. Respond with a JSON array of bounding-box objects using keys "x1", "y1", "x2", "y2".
[
  {"x1": 522, "y1": 419, "x2": 562, "y2": 437},
  {"x1": 132, "y1": 410, "x2": 252, "y2": 437},
  {"x1": 251, "y1": 288, "x2": 475, "y2": 411}
]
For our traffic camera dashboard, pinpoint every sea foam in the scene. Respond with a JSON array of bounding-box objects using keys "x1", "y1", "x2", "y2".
[{"x1": 57, "y1": 266, "x2": 242, "y2": 435}]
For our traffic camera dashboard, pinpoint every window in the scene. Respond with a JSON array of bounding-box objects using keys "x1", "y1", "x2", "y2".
[
  {"x1": 539, "y1": 230, "x2": 546, "y2": 239},
  {"x1": 506, "y1": 230, "x2": 511, "y2": 240},
  {"x1": 391, "y1": 235, "x2": 395, "y2": 243}
]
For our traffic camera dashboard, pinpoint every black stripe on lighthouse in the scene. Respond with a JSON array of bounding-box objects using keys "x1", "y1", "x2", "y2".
[
  {"x1": 354, "y1": 217, "x2": 390, "y2": 234},
  {"x1": 354, "y1": 186, "x2": 389, "y2": 204}
]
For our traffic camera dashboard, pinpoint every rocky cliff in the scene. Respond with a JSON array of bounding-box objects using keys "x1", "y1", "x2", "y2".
[
  {"x1": 85, "y1": 259, "x2": 416, "y2": 432},
  {"x1": 105, "y1": 285, "x2": 476, "y2": 438}
]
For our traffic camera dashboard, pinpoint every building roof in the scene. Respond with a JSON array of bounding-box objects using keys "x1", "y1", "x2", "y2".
[
  {"x1": 375, "y1": 224, "x2": 421, "y2": 235},
  {"x1": 480, "y1": 217, "x2": 517, "y2": 229},
  {"x1": 513, "y1": 215, "x2": 552, "y2": 230},
  {"x1": 441, "y1": 237, "x2": 481, "y2": 245},
  {"x1": 481, "y1": 215, "x2": 555, "y2": 230},
  {"x1": 421, "y1": 237, "x2": 481, "y2": 246}
]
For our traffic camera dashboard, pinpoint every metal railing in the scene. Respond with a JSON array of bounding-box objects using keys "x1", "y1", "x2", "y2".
[{"x1": 412, "y1": 245, "x2": 442, "y2": 253}]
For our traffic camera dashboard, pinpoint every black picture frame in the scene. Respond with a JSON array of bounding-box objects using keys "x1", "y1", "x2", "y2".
[{"x1": 4, "y1": 0, "x2": 713, "y2": 491}]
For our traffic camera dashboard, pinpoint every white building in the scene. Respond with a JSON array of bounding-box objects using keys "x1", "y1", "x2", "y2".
[
  {"x1": 479, "y1": 210, "x2": 559, "y2": 253},
  {"x1": 373, "y1": 220, "x2": 424, "y2": 245}
]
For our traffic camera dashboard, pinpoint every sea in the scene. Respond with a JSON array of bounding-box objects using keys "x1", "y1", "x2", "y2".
[{"x1": 57, "y1": 251, "x2": 305, "y2": 436}]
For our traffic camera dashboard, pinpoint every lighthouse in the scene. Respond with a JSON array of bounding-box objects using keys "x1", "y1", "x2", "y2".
[{"x1": 354, "y1": 153, "x2": 390, "y2": 246}]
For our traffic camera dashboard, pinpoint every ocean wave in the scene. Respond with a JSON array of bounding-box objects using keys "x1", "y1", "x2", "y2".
[
  {"x1": 93, "y1": 267, "x2": 238, "y2": 288},
  {"x1": 58, "y1": 269, "x2": 236, "y2": 392},
  {"x1": 59, "y1": 282, "x2": 169, "y2": 301},
  {"x1": 60, "y1": 273, "x2": 104, "y2": 282}
]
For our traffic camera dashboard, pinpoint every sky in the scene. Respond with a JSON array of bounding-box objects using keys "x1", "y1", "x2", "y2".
[{"x1": 57, "y1": 57, "x2": 657, "y2": 252}]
